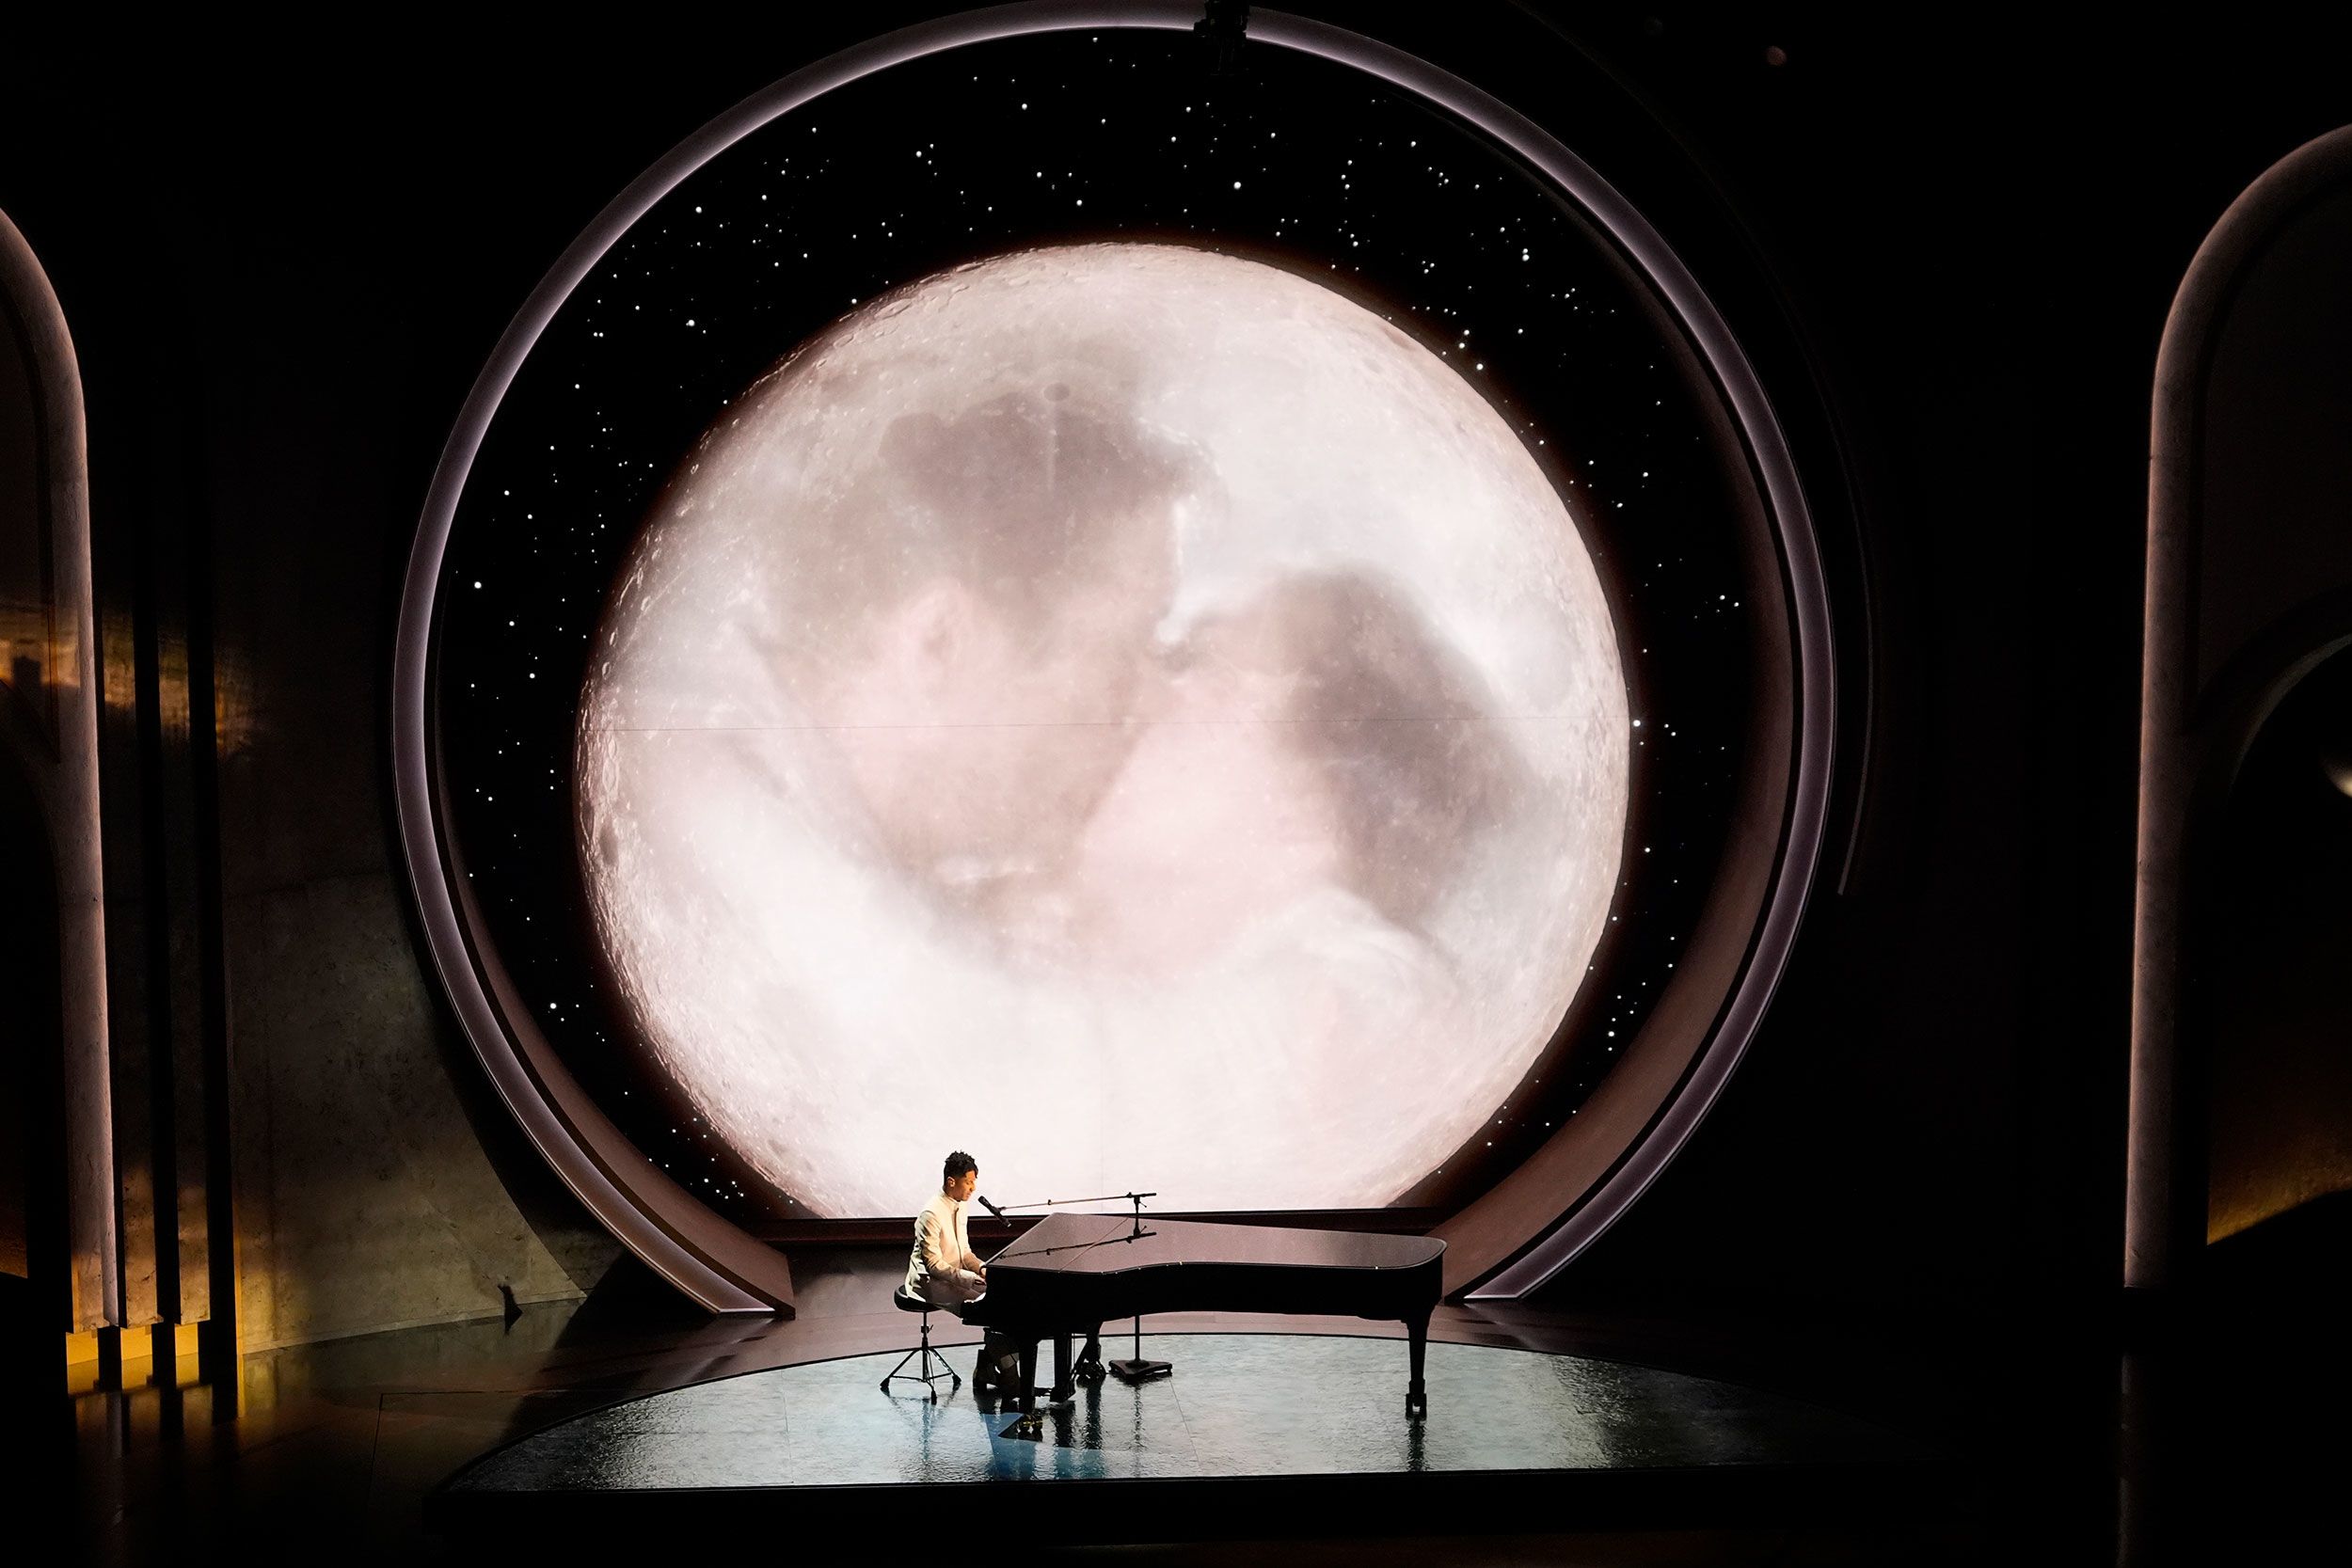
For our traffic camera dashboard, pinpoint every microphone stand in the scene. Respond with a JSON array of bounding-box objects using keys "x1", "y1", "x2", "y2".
[
  {"x1": 1104, "y1": 1192, "x2": 1172, "y2": 1385},
  {"x1": 982, "y1": 1191, "x2": 1173, "y2": 1386}
]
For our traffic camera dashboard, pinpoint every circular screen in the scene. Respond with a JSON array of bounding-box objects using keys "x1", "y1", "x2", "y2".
[
  {"x1": 412, "y1": 11, "x2": 1795, "y2": 1253},
  {"x1": 576, "y1": 242, "x2": 1627, "y2": 1214}
]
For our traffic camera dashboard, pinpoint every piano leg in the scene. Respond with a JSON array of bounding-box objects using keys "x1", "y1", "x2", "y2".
[
  {"x1": 1406, "y1": 1310, "x2": 1431, "y2": 1418},
  {"x1": 1049, "y1": 1331, "x2": 1075, "y2": 1403}
]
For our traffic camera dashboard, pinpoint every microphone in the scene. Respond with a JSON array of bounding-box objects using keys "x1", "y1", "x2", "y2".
[{"x1": 977, "y1": 1195, "x2": 1006, "y2": 1219}]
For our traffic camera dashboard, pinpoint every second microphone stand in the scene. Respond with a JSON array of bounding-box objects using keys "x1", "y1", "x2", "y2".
[
  {"x1": 1105, "y1": 1191, "x2": 1172, "y2": 1385},
  {"x1": 985, "y1": 1189, "x2": 1174, "y2": 1388}
]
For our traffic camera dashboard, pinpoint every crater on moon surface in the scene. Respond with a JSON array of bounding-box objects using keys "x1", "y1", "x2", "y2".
[{"x1": 575, "y1": 242, "x2": 1628, "y2": 1216}]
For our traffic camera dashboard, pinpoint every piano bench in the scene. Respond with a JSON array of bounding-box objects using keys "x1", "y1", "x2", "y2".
[{"x1": 881, "y1": 1288, "x2": 961, "y2": 1402}]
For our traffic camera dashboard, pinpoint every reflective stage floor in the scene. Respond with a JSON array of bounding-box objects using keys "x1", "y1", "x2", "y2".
[
  {"x1": 55, "y1": 1247, "x2": 2094, "y2": 1564},
  {"x1": 448, "y1": 1332, "x2": 1923, "y2": 1491},
  {"x1": 439, "y1": 1331, "x2": 1943, "y2": 1549}
]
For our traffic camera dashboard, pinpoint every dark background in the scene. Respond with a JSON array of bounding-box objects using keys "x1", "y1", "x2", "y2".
[{"x1": 8, "y1": 1, "x2": 2351, "y2": 1519}]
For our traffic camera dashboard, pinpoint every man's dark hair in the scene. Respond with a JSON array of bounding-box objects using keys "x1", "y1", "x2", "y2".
[
  {"x1": 786, "y1": 387, "x2": 1199, "y2": 645},
  {"x1": 943, "y1": 1150, "x2": 977, "y2": 1188},
  {"x1": 1261, "y1": 569, "x2": 1529, "y2": 929}
]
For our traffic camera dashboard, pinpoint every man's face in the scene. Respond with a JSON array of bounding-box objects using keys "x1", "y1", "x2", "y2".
[
  {"x1": 946, "y1": 1167, "x2": 978, "y2": 1202},
  {"x1": 991, "y1": 547, "x2": 1173, "y2": 841},
  {"x1": 802, "y1": 503, "x2": 1177, "y2": 887},
  {"x1": 917, "y1": 512, "x2": 1176, "y2": 865}
]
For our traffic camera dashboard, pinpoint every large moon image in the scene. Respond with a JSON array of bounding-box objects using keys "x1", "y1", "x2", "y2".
[{"x1": 575, "y1": 242, "x2": 1628, "y2": 1216}]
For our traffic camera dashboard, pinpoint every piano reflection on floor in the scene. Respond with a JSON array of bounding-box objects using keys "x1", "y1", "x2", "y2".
[{"x1": 960, "y1": 1207, "x2": 1444, "y2": 1433}]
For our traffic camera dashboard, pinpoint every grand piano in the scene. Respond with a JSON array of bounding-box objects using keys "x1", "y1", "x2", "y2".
[{"x1": 961, "y1": 1211, "x2": 1445, "y2": 1418}]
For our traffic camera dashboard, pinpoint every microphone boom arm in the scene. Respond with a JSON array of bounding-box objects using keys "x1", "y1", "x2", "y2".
[{"x1": 979, "y1": 1191, "x2": 1156, "y2": 1213}]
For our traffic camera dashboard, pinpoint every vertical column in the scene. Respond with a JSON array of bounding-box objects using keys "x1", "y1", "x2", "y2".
[
  {"x1": 185, "y1": 412, "x2": 236, "y2": 1390},
  {"x1": 0, "y1": 207, "x2": 119, "y2": 1344}
]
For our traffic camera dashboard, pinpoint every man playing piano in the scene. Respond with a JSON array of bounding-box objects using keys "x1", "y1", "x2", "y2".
[
  {"x1": 909, "y1": 1151, "x2": 1015, "y2": 1400},
  {"x1": 908, "y1": 1150, "x2": 990, "y2": 1309},
  {"x1": 911, "y1": 1152, "x2": 1106, "y2": 1400}
]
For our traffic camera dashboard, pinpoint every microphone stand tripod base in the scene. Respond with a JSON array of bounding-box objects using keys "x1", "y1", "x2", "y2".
[{"x1": 1110, "y1": 1312, "x2": 1169, "y2": 1383}]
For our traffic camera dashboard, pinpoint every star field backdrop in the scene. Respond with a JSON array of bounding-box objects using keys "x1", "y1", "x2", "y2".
[{"x1": 433, "y1": 25, "x2": 1758, "y2": 1221}]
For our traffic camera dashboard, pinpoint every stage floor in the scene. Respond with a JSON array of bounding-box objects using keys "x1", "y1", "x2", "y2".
[
  {"x1": 438, "y1": 1331, "x2": 1935, "y2": 1539},
  {"x1": 60, "y1": 1246, "x2": 2074, "y2": 1563}
]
